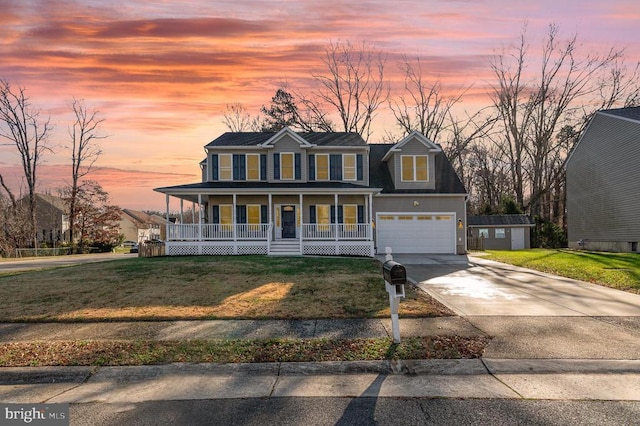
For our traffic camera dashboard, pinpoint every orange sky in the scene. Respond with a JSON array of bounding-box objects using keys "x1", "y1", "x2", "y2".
[{"x1": 1, "y1": 0, "x2": 638, "y2": 210}]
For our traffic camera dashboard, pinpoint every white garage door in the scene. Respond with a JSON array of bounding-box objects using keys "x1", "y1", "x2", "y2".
[{"x1": 376, "y1": 213, "x2": 456, "y2": 254}]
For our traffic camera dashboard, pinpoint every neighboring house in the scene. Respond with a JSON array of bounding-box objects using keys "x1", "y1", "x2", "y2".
[
  {"x1": 32, "y1": 193, "x2": 70, "y2": 246},
  {"x1": 566, "y1": 106, "x2": 640, "y2": 253},
  {"x1": 468, "y1": 215, "x2": 534, "y2": 250},
  {"x1": 119, "y1": 209, "x2": 166, "y2": 242},
  {"x1": 154, "y1": 128, "x2": 467, "y2": 257}
]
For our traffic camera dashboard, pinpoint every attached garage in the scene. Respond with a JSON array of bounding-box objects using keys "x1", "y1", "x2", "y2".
[{"x1": 376, "y1": 213, "x2": 456, "y2": 254}]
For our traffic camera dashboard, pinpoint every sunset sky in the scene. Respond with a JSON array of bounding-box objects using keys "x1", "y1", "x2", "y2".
[{"x1": 1, "y1": 0, "x2": 638, "y2": 211}]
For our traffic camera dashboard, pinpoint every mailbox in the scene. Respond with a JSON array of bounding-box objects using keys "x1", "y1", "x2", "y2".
[{"x1": 383, "y1": 260, "x2": 407, "y2": 285}]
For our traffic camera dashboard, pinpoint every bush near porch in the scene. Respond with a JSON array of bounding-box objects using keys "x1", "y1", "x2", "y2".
[{"x1": 0, "y1": 256, "x2": 452, "y2": 322}]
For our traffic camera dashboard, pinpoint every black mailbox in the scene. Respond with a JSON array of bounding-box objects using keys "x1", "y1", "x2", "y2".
[{"x1": 383, "y1": 260, "x2": 407, "y2": 285}]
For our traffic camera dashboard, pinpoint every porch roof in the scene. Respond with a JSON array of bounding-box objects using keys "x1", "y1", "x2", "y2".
[{"x1": 155, "y1": 181, "x2": 381, "y2": 202}]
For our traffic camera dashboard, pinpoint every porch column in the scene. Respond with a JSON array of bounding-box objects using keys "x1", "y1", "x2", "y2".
[
  {"x1": 334, "y1": 193, "x2": 339, "y2": 242},
  {"x1": 232, "y1": 193, "x2": 237, "y2": 243},
  {"x1": 369, "y1": 192, "x2": 373, "y2": 240},
  {"x1": 299, "y1": 192, "x2": 303, "y2": 241},
  {"x1": 268, "y1": 193, "x2": 273, "y2": 241},
  {"x1": 191, "y1": 201, "x2": 196, "y2": 224},
  {"x1": 165, "y1": 194, "x2": 170, "y2": 241},
  {"x1": 179, "y1": 199, "x2": 184, "y2": 224},
  {"x1": 198, "y1": 194, "x2": 203, "y2": 242}
]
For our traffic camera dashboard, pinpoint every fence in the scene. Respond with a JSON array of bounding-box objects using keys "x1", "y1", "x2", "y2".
[{"x1": 138, "y1": 241, "x2": 166, "y2": 257}]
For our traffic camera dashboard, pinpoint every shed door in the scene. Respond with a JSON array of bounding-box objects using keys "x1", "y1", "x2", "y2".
[
  {"x1": 376, "y1": 213, "x2": 456, "y2": 254},
  {"x1": 511, "y1": 227, "x2": 525, "y2": 250}
]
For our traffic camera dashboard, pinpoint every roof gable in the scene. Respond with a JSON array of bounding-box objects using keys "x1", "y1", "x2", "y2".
[
  {"x1": 381, "y1": 131, "x2": 441, "y2": 162},
  {"x1": 259, "y1": 127, "x2": 314, "y2": 148}
]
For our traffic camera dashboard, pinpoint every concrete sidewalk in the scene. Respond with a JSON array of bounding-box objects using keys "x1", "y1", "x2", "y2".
[{"x1": 3, "y1": 359, "x2": 640, "y2": 403}]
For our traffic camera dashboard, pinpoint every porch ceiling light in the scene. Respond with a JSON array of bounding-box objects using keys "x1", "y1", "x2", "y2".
[{"x1": 413, "y1": 201, "x2": 420, "y2": 207}]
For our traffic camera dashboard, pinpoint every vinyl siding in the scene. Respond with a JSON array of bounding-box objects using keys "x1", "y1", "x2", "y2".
[{"x1": 566, "y1": 113, "x2": 640, "y2": 243}]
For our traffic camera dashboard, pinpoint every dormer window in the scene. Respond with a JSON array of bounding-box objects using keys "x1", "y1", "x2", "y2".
[{"x1": 401, "y1": 155, "x2": 428, "y2": 182}]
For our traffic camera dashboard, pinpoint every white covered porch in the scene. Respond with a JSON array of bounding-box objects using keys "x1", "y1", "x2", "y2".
[{"x1": 160, "y1": 188, "x2": 377, "y2": 257}]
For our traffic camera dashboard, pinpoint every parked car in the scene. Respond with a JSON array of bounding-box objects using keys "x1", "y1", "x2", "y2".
[
  {"x1": 122, "y1": 240, "x2": 137, "y2": 247},
  {"x1": 129, "y1": 244, "x2": 139, "y2": 253}
]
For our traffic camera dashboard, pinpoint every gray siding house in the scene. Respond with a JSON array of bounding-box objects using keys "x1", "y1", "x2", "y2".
[
  {"x1": 566, "y1": 106, "x2": 640, "y2": 252},
  {"x1": 155, "y1": 128, "x2": 467, "y2": 257}
]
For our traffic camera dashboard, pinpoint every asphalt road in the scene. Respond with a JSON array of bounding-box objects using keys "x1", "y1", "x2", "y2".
[{"x1": 70, "y1": 398, "x2": 640, "y2": 426}]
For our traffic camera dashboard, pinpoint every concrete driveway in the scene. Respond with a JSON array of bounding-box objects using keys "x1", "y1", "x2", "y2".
[
  {"x1": 396, "y1": 254, "x2": 640, "y2": 317},
  {"x1": 393, "y1": 253, "x2": 640, "y2": 359}
]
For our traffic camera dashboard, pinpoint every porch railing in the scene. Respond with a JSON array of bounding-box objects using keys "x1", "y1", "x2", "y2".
[
  {"x1": 301, "y1": 223, "x2": 371, "y2": 240},
  {"x1": 167, "y1": 224, "x2": 270, "y2": 240}
]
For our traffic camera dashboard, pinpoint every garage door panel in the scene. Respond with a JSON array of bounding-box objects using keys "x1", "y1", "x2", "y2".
[{"x1": 376, "y1": 213, "x2": 455, "y2": 254}]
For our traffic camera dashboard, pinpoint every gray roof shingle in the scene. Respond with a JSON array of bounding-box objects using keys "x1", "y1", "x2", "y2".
[
  {"x1": 600, "y1": 106, "x2": 640, "y2": 122},
  {"x1": 206, "y1": 132, "x2": 367, "y2": 148},
  {"x1": 468, "y1": 215, "x2": 534, "y2": 227}
]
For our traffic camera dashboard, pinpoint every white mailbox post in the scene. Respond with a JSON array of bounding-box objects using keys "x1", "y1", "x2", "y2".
[{"x1": 382, "y1": 248, "x2": 406, "y2": 344}]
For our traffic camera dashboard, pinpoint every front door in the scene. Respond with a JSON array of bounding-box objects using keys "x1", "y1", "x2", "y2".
[{"x1": 281, "y1": 206, "x2": 296, "y2": 238}]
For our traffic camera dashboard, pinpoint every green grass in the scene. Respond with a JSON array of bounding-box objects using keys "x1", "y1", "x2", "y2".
[
  {"x1": 482, "y1": 249, "x2": 640, "y2": 293},
  {"x1": 0, "y1": 255, "x2": 450, "y2": 321}
]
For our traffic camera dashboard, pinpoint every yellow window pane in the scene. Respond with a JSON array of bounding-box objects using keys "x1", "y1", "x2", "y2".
[
  {"x1": 219, "y1": 154, "x2": 232, "y2": 180},
  {"x1": 317, "y1": 205, "x2": 330, "y2": 224},
  {"x1": 343, "y1": 205, "x2": 357, "y2": 224},
  {"x1": 398, "y1": 216, "x2": 413, "y2": 220},
  {"x1": 316, "y1": 155, "x2": 329, "y2": 180},
  {"x1": 344, "y1": 154, "x2": 356, "y2": 180},
  {"x1": 416, "y1": 156, "x2": 428, "y2": 181},
  {"x1": 220, "y1": 205, "x2": 233, "y2": 231},
  {"x1": 417, "y1": 215, "x2": 432, "y2": 220},
  {"x1": 247, "y1": 155, "x2": 260, "y2": 180},
  {"x1": 401, "y1": 156, "x2": 413, "y2": 181},
  {"x1": 379, "y1": 215, "x2": 394, "y2": 220},
  {"x1": 281, "y1": 153, "x2": 294, "y2": 179},
  {"x1": 436, "y1": 215, "x2": 451, "y2": 220},
  {"x1": 247, "y1": 205, "x2": 260, "y2": 224}
]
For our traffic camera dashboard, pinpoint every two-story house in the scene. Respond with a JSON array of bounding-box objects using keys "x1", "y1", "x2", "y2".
[{"x1": 154, "y1": 127, "x2": 467, "y2": 257}]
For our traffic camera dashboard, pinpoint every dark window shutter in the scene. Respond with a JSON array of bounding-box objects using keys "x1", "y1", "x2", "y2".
[
  {"x1": 338, "y1": 206, "x2": 344, "y2": 223},
  {"x1": 233, "y1": 155, "x2": 239, "y2": 180},
  {"x1": 261, "y1": 205, "x2": 268, "y2": 223},
  {"x1": 308, "y1": 154, "x2": 315, "y2": 180},
  {"x1": 357, "y1": 205, "x2": 365, "y2": 223},
  {"x1": 273, "y1": 153, "x2": 280, "y2": 180},
  {"x1": 236, "y1": 205, "x2": 247, "y2": 224},
  {"x1": 356, "y1": 154, "x2": 363, "y2": 180},
  {"x1": 211, "y1": 154, "x2": 218, "y2": 181},
  {"x1": 212, "y1": 205, "x2": 220, "y2": 223},
  {"x1": 260, "y1": 155, "x2": 267, "y2": 180},
  {"x1": 233, "y1": 154, "x2": 246, "y2": 180},
  {"x1": 330, "y1": 154, "x2": 342, "y2": 180},
  {"x1": 330, "y1": 206, "x2": 336, "y2": 223},
  {"x1": 309, "y1": 205, "x2": 316, "y2": 223},
  {"x1": 295, "y1": 153, "x2": 301, "y2": 180}
]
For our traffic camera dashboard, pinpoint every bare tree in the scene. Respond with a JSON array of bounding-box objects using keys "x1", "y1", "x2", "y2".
[
  {"x1": 390, "y1": 57, "x2": 463, "y2": 142},
  {"x1": 0, "y1": 80, "x2": 52, "y2": 248},
  {"x1": 221, "y1": 103, "x2": 260, "y2": 132},
  {"x1": 299, "y1": 41, "x2": 389, "y2": 140},
  {"x1": 68, "y1": 98, "x2": 106, "y2": 248},
  {"x1": 488, "y1": 23, "x2": 629, "y2": 220}
]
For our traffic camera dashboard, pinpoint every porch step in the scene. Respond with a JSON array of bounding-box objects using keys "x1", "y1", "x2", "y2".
[{"x1": 269, "y1": 240, "x2": 301, "y2": 256}]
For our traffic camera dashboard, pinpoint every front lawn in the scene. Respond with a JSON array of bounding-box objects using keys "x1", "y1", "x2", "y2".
[
  {"x1": 0, "y1": 256, "x2": 451, "y2": 322},
  {"x1": 481, "y1": 249, "x2": 640, "y2": 293}
]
